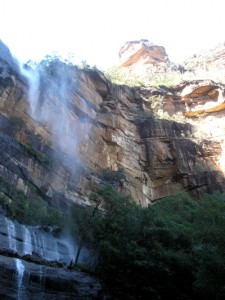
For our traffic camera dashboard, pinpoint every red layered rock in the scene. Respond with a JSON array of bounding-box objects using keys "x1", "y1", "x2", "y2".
[{"x1": 119, "y1": 39, "x2": 168, "y2": 67}]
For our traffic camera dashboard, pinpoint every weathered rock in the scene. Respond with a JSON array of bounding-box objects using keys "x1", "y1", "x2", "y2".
[
  {"x1": 140, "y1": 118, "x2": 224, "y2": 199},
  {"x1": 119, "y1": 39, "x2": 168, "y2": 67},
  {"x1": 0, "y1": 255, "x2": 103, "y2": 299},
  {"x1": 0, "y1": 38, "x2": 225, "y2": 299},
  {"x1": 179, "y1": 80, "x2": 225, "y2": 117},
  {"x1": 183, "y1": 43, "x2": 225, "y2": 74},
  {"x1": 0, "y1": 40, "x2": 224, "y2": 210},
  {"x1": 117, "y1": 39, "x2": 178, "y2": 85},
  {"x1": 0, "y1": 40, "x2": 22, "y2": 97},
  {"x1": 0, "y1": 214, "x2": 89, "y2": 264}
]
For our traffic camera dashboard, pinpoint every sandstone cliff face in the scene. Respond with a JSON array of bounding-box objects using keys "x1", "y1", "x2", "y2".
[
  {"x1": 119, "y1": 39, "x2": 168, "y2": 67},
  {"x1": 116, "y1": 39, "x2": 178, "y2": 84},
  {"x1": 0, "y1": 40, "x2": 224, "y2": 212}
]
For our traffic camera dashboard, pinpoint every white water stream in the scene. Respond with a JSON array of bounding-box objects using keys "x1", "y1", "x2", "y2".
[
  {"x1": 15, "y1": 258, "x2": 25, "y2": 300},
  {"x1": 6, "y1": 219, "x2": 25, "y2": 299}
]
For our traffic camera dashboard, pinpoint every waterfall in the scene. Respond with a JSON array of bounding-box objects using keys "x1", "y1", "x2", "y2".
[
  {"x1": 16, "y1": 258, "x2": 25, "y2": 300},
  {"x1": 20, "y1": 65, "x2": 40, "y2": 117},
  {"x1": 23, "y1": 225, "x2": 33, "y2": 255},
  {"x1": 3, "y1": 216, "x2": 87, "y2": 263},
  {"x1": 6, "y1": 219, "x2": 26, "y2": 298},
  {"x1": 31, "y1": 230, "x2": 61, "y2": 261},
  {"x1": 6, "y1": 219, "x2": 17, "y2": 251}
]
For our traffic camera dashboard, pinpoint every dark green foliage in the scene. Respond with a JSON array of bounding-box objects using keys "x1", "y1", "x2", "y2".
[
  {"x1": 71, "y1": 195, "x2": 103, "y2": 264},
  {"x1": 71, "y1": 205, "x2": 96, "y2": 246},
  {"x1": 0, "y1": 176, "x2": 65, "y2": 227},
  {"x1": 36, "y1": 54, "x2": 74, "y2": 82},
  {"x1": 86, "y1": 186, "x2": 225, "y2": 300},
  {"x1": 99, "y1": 168, "x2": 126, "y2": 183},
  {"x1": 22, "y1": 143, "x2": 52, "y2": 166}
]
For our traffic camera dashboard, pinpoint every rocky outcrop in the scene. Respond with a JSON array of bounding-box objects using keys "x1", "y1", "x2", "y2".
[
  {"x1": 117, "y1": 39, "x2": 178, "y2": 83},
  {"x1": 119, "y1": 39, "x2": 169, "y2": 67},
  {"x1": 180, "y1": 81, "x2": 225, "y2": 117}
]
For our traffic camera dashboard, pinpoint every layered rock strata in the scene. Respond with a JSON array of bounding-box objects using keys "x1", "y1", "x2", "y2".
[{"x1": 0, "y1": 40, "x2": 224, "y2": 212}]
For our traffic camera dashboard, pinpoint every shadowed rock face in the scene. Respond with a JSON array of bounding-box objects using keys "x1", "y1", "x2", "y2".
[
  {"x1": 140, "y1": 118, "x2": 224, "y2": 200},
  {"x1": 0, "y1": 40, "x2": 224, "y2": 211},
  {"x1": 0, "y1": 255, "x2": 103, "y2": 299}
]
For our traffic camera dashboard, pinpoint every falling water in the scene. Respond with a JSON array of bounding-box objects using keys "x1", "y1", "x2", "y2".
[
  {"x1": 23, "y1": 225, "x2": 32, "y2": 255},
  {"x1": 19, "y1": 59, "x2": 87, "y2": 167},
  {"x1": 6, "y1": 219, "x2": 17, "y2": 251},
  {"x1": 31, "y1": 230, "x2": 62, "y2": 261},
  {"x1": 16, "y1": 258, "x2": 25, "y2": 300},
  {"x1": 20, "y1": 64, "x2": 40, "y2": 116},
  {"x1": 6, "y1": 219, "x2": 26, "y2": 299}
]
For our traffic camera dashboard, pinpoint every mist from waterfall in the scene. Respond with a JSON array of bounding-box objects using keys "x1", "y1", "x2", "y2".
[
  {"x1": 20, "y1": 57, "x2": 88, "y2": 164},
  {"x1": 18, "y1": 57, "x2": 93, "y2": 267},
  {"x1": 20, "y1": 65, "x2": 40, "y2": 117}
]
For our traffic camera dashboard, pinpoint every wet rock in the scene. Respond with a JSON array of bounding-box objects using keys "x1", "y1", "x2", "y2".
[{"x1": 0, "y1": 255, "x2": 104, "y2": 299}]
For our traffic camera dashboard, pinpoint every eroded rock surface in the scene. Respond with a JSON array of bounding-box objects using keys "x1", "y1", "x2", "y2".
[
  {"x1": 0, "y1": 255, "x2": 103, "y2": 299},
  {"x1": 119, "y1": 39, "x2": 169, "y2": 67},
  {"x1": 183, "y1": 42, "x2": 225, "y2": 74},
  {"x1": 0, "y1": 38, "x2": 225, "y2": 298},
  {"x1": 0, "y1": 40, "x2": 224, "y2": 211}
]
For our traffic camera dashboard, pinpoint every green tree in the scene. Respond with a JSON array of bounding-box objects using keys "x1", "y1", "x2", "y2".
[
  {"x1": 89, "y1": 187, "x2": 225, "y2": 300},
  {"x1": 71, "y1": 193, "x2": 103, "y2": 265}
]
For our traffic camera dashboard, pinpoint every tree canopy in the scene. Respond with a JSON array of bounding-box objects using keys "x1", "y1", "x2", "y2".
[{"x1": 72, "y1": 185, "x2": 225, "y2": 299}]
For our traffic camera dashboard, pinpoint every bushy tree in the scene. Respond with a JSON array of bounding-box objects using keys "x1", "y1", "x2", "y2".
[{"x1": 85, "y1": 187, "x2": 225, "y2": 300}]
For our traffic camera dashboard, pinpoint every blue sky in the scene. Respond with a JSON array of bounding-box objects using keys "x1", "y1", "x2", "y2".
[{"x1": 1, "y1": 0, "x2": 225, "y2": 68}]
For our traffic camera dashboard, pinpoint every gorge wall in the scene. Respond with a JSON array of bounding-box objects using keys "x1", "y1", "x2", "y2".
[
  {"x1": 1, "y1": 38, "x2": 225, "y2": 298},
  {"x1": 0, "y1": 40, "x2": 225, "y2": 210}
]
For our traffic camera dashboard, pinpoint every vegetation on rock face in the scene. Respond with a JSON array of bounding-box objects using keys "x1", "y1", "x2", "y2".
[
  {"x1": 99, "y1": 167, "x2": 126, "y2": 184},
  {"x1": 21, "y1": 143, "x2": 52, "y2": 166},
  {"x1": 73, "y1": 185, "x2": 225, "y2": 300},
  {"x1": 0, "y1": 176, "x2": 65, "y2": 227},
  {"x1": 105, "y1": 52, "x2": 225, "y2": 87},
  {"x1": 105, "y1": 65, "x2": 184, "y2": 87}
]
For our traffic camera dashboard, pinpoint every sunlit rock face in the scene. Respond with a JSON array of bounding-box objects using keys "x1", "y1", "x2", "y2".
[
  {"x1": 0, "y1": 40, "x2": 225, "y2": 211},
  {"x1": 180, "y1": 81, "x2": 225, "y2": 117},
  {"x1": 183, "y1": 43, "x2": 225, "y2": 74},
  {"x1": 118, "y1": 39, "x2": 178, "y2": 79},
  {"x1": 179, "y1": 80, "x2": 225, "y2": 176},
  {"x1": 119, "y1": 39, "x2": 169, "y2": 67}
]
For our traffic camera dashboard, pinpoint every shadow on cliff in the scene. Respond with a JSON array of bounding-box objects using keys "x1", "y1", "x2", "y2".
[{"x1": 139, "y1": 116, "x2": 225, "y2": 199}]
